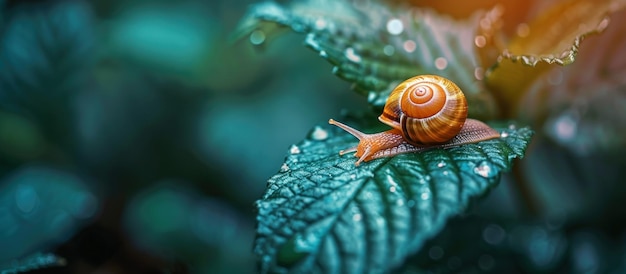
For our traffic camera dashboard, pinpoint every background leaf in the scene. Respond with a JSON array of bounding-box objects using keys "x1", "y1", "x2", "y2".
[
  {"x1": 237, "y1": 0, "x2": 501, "y2": 119},
  {"x1": 254, "y1": 114, "x2": 532, "y2": 273},
  {"x1": 517, "y1": 6, "x2": 626, "y2": 155},
  {"x1": 485, "y1": 0, "x2": 626, "y2": 116},
  {"x1": 0, "y1": 1, "x2": 95, "y2": 144},
  {"x1": 0, "y1": 252, "x2": 66, "y2": 273}
]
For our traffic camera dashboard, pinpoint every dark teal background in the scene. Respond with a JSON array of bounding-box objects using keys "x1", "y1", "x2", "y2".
[{"x1": 0, "y1": 0, "x2": 364, "y2": 272}]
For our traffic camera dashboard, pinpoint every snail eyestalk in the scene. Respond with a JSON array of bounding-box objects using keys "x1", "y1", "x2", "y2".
[{"x1": 329, "y1": 119, "x2": 405, "y2": 166}]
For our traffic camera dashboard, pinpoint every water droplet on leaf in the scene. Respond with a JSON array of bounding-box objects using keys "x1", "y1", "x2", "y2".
[
  {"x1": 474, "y1": 162, "x2": 493, "y2": 178},
  {"x1": 352, "y1": 213, "x2": 362, "y2": 222},
  {"x1": 437, "y1": 161, "x2": 446, "y2": 168},
  {"x1": 314, "y1": 19, "x2": 327, "y2": 30},
  {"x1": 289, "y1": 145, "x2": 301, "y2": 154},
  {"x1": 344, "y1": 47, "x2": 362, "y2": 63},
  {"x1": 421, "y1": 192, "x2": 430, "y2": 200},
  {"x1": 280, "y1": 163, "x2": 290, "y2": 172},
  {"x1": 310, "y1": 126, "x2": 328, "y2": 141}
]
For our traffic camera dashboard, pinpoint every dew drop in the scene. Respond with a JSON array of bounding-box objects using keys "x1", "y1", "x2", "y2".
[
  {"x1": 352, "y1": 213, "x2": 362, "y2": 222},
  {"x1": 280, "y1": 163, "x2": 290, "y2": 173},
  {"x1": 310, "y1": 126, "x2": 329, "y2": 141},
  {"x1": 349, "y1": 174, "x2": 357, "y2": 180},
  {"x1": 434, "y1": 57, "x2": 448, "y2": 70},
  {"x1": 429, "y1": 246, "x2": 444, "y2": 260},
  {"x1": 442, "y1": 171, "x2": 449, "y2": 176},
  {"x1": 421, "y1": 192, "x2": 430, "y2": 200},
  {"x1": 319, "y1": 50, "x2": 328, "y2": 58},
  {"x1": 474, "y1": 162, "x2": 493, "y2": 178},
  {"x1": 508, "y1": 124, "x2": 516, "y2": 130},
  {"x1": 386, "y1": 18, "x2": 404, "y2": 35},
  {"x1": 403, "y1": 40, "x2": 416, "y2": 53},
  {"x1": 249, "y1": 30, "x2": 266, "y2": 45},
  {"x1": 383, "y1": 45, "x2": 395, "y2": 56},
  {"x1": 424, "y1": 175, "x2": 431, "y2": 181},
  {"x1": 389, "y1": 186, "x2": 396, "y2": 193},
  {"x1": 500, "y1": 131, "x2": 509, "y2": 138},
  {"x1": 289, "y1": 145, "x2": 301, "y2": 154},
  {"x1": 315, "y1": 18, "x2": 327, "y2": 30},
  {"x1": 345, "y1": 47, "x2": 362, "y2": 63},
  {"x1": 437, "y1": 161, "x2": 446, "y2": 168}
]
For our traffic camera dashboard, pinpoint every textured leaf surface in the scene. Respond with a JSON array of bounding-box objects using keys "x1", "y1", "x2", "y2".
[
  {"x1": 237, "y1": 0, "x2": 501, "y2": 119},
  {"x1": 518, "y1": 6, "x2": 626, "y2": 155},
  {"x1": 485, "y1": 0, "x2": 626, "y2": 114},
  {"x1": 254, "y1": 115, "x2": 532, "y2": 273}
]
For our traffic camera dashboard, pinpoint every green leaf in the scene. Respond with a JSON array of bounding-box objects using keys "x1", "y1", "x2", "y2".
[
  {"x1": 254, "y1": 114, "x2": 533, "y2": 273},
  {"x1": 0, "y1": 1, "x2": 94, "y2": 113},
  {"x1": 236, "y1": 0, "x2": 500, "y2": 119},
  {"x1": 0, "y1": 253, "x2": 66, "y2": 274}
]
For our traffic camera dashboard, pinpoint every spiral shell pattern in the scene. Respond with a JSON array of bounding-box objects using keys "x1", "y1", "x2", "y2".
[{"x1": 378, "y1": 75, "x2": 468, "y2": 145}]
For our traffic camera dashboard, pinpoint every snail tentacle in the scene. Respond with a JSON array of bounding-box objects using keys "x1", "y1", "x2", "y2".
[{"x1": 329, "y1": 119, "x2": 404, "y2": 166}]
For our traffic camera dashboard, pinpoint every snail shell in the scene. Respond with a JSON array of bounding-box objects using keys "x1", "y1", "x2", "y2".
[
  {"x1": 379, "y1": 75, "x2": 467, "y2": 145},
  {"x1": 329, "y1": 74, "x2": 500, "y2": 166}
]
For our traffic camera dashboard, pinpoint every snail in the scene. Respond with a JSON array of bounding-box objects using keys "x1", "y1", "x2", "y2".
[{"x1": 329, "y1": 75, "x2": 500, "y2": 166}]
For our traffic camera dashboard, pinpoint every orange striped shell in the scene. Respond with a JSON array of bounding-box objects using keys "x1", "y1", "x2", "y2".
[{"x1": 378, "y1": 75, "x2": 468, "y2": 145}]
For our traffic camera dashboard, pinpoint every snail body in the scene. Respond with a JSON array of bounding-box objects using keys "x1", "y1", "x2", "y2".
[{"x1": 329, "y1": 75, "x2": 500, "y2": 166}]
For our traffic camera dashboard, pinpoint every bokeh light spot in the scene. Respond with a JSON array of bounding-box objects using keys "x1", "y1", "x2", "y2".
[
  {"x1": 386, "y1": 18, "x2": 403, "y2": 35},
  {"x1": 435, "y1": 57, "x2": 447, "y2": 70},
  {"x1": 249, "y1": 30, "x2": 266, "y2": 45},
  {"x1": 403, "y1": 40, "x2": 416, "y2": 53}
]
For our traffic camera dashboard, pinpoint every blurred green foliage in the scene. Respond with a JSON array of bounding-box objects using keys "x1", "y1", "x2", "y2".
[{"x1": 0, "y1": 0, "x2": 363, "y2": 273}]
